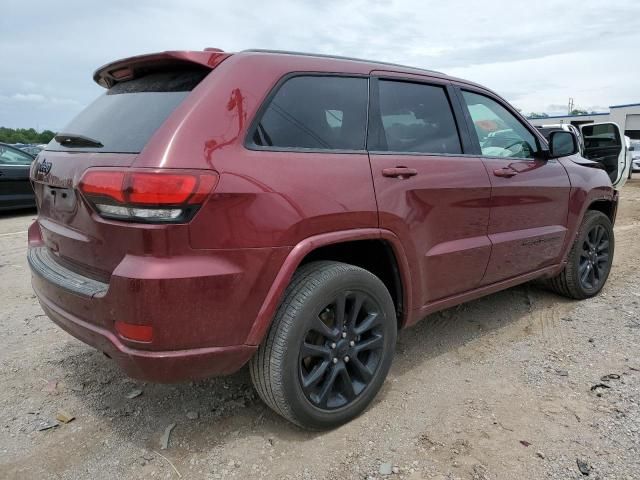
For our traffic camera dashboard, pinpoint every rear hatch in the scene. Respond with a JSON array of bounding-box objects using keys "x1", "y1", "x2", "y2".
[{"x1": 31, "y1": 51, "x2": 228, "y2": 279}]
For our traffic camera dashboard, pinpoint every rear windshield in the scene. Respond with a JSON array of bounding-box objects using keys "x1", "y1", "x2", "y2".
[{"x1": 47, "y1": 68, "x2": 209, "y2": 153}]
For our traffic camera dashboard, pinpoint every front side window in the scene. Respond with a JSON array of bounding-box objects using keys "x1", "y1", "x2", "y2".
[
  {"x1": 462, "y1": 91, "x2": 537, "y2": 158},
  {"x1": 251, "y1": 76, "x2": 368, "y2": 150},
  {"x1": 372, "y1": 80, "x2": 462, "y2": 154}
]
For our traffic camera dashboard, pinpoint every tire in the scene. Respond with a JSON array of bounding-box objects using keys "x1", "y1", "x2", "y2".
[
  {"x1": 548, "y1": 210, "x2": 614, "y2": 299},
  {"x1": 249, "y1": 261, "x2": 397, "y2": 429}
]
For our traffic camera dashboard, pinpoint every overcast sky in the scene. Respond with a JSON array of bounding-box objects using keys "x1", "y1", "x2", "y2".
[{"x1": 2, "y1": 0, "x2": 639, "y2": 131}]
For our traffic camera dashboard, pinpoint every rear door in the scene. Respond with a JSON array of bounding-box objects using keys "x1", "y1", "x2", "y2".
[
  {"x1": 368, "y1": 73, "x2": 492, "y2": 306},
  {"x1": 580, "y1": 122, "x2": 628, "y2": 188},
  {"x1": 0, "y1": 145, "x2": 35, "y2": 209},
  {"x1": 456, "y1": 87, "x2": 571, "y2": 285}
]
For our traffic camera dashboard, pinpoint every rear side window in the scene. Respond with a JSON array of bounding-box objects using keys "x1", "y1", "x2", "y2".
[
  {"x1": 250, "y1": 76, "x2": 368, "y2": 151},
  {"x1": 47, "y1": 68, "x2": 209, "y2": 153},
  {"x1": 0, "y1": 145, "x2": 33, "y2": 165},
  {"x1": 371, "y1": 80, "x2": 462, "y2": 154}
]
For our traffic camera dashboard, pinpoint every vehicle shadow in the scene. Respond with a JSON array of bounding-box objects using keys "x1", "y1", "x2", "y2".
[{"x1": 58, "y1": 281, "x2": 575, "y2": 450}]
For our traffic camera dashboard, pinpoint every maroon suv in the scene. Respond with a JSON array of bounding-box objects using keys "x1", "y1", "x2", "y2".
[{"x1": 28, "y1": 49, "x2": 617, "y2": 429}]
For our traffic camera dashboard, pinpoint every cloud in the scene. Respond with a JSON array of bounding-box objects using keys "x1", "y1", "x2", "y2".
[
  {"x1": 6, "y1": 93, "x2": 46, "y2": 103},
  {"x1": 1, "y1": 0, "x2": 639, "y2": 129}
]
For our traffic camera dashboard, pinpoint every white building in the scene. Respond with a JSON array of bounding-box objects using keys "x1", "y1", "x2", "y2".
[{"x1": 527, "y1": 103, "x2": 640, "y2": 140}]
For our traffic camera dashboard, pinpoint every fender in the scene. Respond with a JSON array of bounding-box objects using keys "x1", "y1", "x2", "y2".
[
  {"x1": 558, "y1": 186, "x2": 617, "y2": 267},
  {"x1": 558, "y1": 157, "x2": 618, "y2": 266},
  {"x1": 245, "y1": 228, "x2": 414, "y2": 346}
]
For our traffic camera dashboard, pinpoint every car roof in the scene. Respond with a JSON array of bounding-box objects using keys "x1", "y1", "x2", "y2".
[
  {"x1": 237, "y1": 49, "x2": 487, "y2": 88},
  {"x1": 241, "y1": 49, "x2": 444, "y2": 75}
]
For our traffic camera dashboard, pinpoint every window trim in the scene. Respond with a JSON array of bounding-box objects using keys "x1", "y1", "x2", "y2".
[
  {"x1": 366, "y1": 76, "x2": 470, "y2": 156},
  {"x1": 453, "y1": 85, "x2": 549, "y2": 160},
  {"x1": 243, "y1": 71, "x2": 370, "y2": 154},
  {"x1": 0, "y1": 162, "x2": 33, "y2": 167}
]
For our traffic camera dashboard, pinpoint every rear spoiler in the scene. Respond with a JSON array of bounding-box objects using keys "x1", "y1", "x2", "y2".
[{"x1": 93, "y1": 49, "x2": 231, "y2": 88}]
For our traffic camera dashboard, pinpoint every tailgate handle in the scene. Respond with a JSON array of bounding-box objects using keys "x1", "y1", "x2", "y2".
[
  {"x1": 493, "y1": 167, "x2": 518, "y2": 178},
  {"x1": 382, "y1": 167, "x2": 418, "y2": 178}
]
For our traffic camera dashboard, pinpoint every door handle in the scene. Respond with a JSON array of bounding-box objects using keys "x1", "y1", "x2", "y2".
[
  {"x1": 493, "y1": 168, "x2": 518, "y2": 178},
  {"x1": 382, "y1": 167, "x2": 418, "y2": 178}
]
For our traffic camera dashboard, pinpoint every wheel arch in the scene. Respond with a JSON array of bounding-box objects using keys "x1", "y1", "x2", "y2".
[
  {"x1": 586, "y1": 196, "x2": 618, "y2": 224},
  {"x1": 246, "y1": 229, "x2": 413, "y2": 346},
  {"x1": 557, "y1": 188, "x2": 618, "y2": 271}
]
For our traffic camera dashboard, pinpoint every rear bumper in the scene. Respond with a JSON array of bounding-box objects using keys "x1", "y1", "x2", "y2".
[
  {"x1": 27, "y1": 221, "x2": 289, "y2": 382},
  {"x1": 35, "y1": 286, "x2": 256, "y2": 382}
]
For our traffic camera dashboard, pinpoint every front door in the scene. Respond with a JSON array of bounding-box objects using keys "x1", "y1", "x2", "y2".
[
  {"x1": 368, "y1": 75, "x2": 492, "y2": 307},
  {"x1": 457, "y1": 88, "x2": 571, "y2": 284},
  {"x1": 580, "y1": 122, "x2": 628, "y2": 188},
  {"x1": 0, "y1": 145, "x2": 35, "y2": 209}
]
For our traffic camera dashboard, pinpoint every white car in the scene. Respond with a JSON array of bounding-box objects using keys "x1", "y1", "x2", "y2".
[
  {"x1": 630, "y1": 139, "x2": 640, "y2": 173},
  {"x1": 535, "y1": 122, "x2": 630, "y2": 189}
]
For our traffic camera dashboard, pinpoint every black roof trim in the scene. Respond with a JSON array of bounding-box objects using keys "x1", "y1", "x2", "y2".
[{"x1": 242, "y1": 49, "x2": 444, "y2": 76}]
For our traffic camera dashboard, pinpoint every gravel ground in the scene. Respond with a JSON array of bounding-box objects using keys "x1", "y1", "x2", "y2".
[{"x1": 1, "y1": 180, "x2": 640, "y2": 480}]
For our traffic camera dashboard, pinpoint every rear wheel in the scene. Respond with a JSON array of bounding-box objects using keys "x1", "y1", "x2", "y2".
[
  {"x1": 250, "y1": 261, "x2": 397, "y2": 429},
  {"x1": 548, "y1": 210, "x2": 614, "y2": 299}
]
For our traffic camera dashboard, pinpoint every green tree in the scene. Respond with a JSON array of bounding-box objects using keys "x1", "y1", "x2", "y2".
[
  {"x1": 528, "y1": 112, "x2": 549, "y2": 119},
  {"x1": 570, "y1": 109, "x2": 589, "y2": 116},
  {"x1": 0, "y1": 127, "x2": 56, "y2": 144},
  {"x1": 37, "y1": 130, "x2": 56, "y2": 144}
]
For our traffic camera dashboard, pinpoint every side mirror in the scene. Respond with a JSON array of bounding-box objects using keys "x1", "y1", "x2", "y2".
[{"x1": 548, "y1": 131, "x2": 578, "y2": 158}]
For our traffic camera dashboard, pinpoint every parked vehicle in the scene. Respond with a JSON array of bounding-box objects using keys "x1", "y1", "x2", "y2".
[
  {"x1": 20, "y1": 145, "x2": 45, "y2": 156},
  {"x1": 536, "y1": 123, "x2": 630, "y2": 187},
  {"x1": 624, "y1": 136, "x2": 633, "y2": 179},
  {"x1": 28, "y1": 49, "x2": 619, "y2": 429},
  {"x1": 0, "y1": 142, "x2": 36, "y2": 211},
  {"x1": 630, "y1": 139, "x2": 640, "y2": 173}
]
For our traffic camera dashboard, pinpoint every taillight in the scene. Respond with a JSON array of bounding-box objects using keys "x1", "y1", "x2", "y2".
[{"x1": 78, "y1": 169, "x2": 218, "y2": 223}]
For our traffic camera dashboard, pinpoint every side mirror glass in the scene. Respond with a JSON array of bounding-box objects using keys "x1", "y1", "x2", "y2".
[{"x1": 549, "y1": 131, "x2": 578, "y2": 158}]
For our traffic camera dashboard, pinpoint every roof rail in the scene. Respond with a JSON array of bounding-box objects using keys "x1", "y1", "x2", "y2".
[{"x1": 241, "y1": 49, "x2": 443, "y2": 75}]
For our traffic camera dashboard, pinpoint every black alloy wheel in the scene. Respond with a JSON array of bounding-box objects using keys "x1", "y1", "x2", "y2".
[
  {"x1": 250, "y1": 261, "x2": 397, "y2": 429},
  {"x1": 547, "y1": 210, "x2": 614, "y2": 300},
  {"x1": 299, "y1": 290, "x2": 384, "y2": 410},
  {"x1": 578, "y1": 224, "x2": 610, "y2": 291}
]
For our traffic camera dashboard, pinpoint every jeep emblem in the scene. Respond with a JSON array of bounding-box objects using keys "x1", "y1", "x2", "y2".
[{"x1": 37, "y1": 159, "x2": 52, "y2": 175}]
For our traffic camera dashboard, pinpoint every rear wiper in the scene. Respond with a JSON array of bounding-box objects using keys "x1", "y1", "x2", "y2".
[{"x1": 54, "y1": 133, "x2": 104, "y2": 148}]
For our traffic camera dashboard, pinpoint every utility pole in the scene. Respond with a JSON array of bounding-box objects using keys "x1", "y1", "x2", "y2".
[{"x1": 568, "y1": 97, "x2": 574, "y2": 115}]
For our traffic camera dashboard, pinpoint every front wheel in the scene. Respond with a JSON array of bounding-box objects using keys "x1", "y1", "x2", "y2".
[
  {"x1": 250, "y1": 261, "x2": 397, "y2": 429},
  {"x1": 548, "y1": 210, "x2": 614, "y2": 299}
]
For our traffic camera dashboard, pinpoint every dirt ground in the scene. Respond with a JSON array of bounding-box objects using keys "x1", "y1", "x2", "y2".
[{"x1": 1, "y1": 181, "x2": 640, "y2": 480}]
